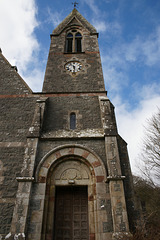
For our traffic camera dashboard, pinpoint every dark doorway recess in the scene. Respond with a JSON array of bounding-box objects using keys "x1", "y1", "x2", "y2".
[{"x1": 54, "y1": 186, "x2": 89, "y2": 240}]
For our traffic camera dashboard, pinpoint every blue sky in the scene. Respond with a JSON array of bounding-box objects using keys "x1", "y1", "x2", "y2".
[{"x1": 0, "y1": 0, "x2": 160, "y2": 173}]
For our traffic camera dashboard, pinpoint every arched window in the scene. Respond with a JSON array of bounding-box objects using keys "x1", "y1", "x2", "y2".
[
  {"x1": 66, "y1": 33, "x2": 73, "y2": 53},
  {"x1": 70, "y1": 112, "x2": 76, "y2": 130},
  {"x1": 75, "y1": 32, "x2": 82, "y2": 52},
  {"x1": 66, "y1": 31, "x2": 82, "y2": 53}
]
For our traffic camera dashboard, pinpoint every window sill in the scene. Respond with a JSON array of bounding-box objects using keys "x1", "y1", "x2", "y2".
[{"x1": 64, "y1": 52, "x2": 85, "y2": 54}]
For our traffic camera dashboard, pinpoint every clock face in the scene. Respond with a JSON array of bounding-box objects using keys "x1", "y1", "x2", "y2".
[{"x1": 65, "y1": 61, "x2": 82, "y2": 73}]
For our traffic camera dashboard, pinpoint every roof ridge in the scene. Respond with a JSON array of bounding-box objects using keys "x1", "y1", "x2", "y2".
[{"x1": 52, "y1": 9, "x2": 97, "y2": 36}]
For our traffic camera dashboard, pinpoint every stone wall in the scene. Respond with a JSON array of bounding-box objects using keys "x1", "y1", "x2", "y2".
[
  {"x1": 43, "y1": 15, "x2": 105, "y2": 93},
  {"x1": 117, "y1": 136, "x2": 141, "y2": 231},
  {"x1": 35, "y1": 139, "x2": 107, "y2": 169},
  {"x1": 0, "y1": 53, "x2": 31, "y2": 95},
  {"x1": 0, "y1": 97, "x2": 37, "y2": 141},
  {"x1": 0, "y1": 53, "x2": 38, "y2": 236},
  {"x1": 42, "y1": 96, "x2": 103, "y2": 132},
  {"x1": 0, "y1": 8, "x2": 141, "y2": 239}
]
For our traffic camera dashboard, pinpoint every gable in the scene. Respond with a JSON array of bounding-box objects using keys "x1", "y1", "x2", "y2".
[
  {"x1": 67, "y1": 16, "x2": 82, "y2": 27},
  {"x1": 52, "y1": 8, "x2": 97, "y2": 36},
  {"x1": 0, "y1": 51, "x2": 32, "y2": 95}
]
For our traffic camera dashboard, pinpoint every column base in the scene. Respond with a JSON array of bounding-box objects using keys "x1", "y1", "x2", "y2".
[
  {"x1": 4, "y1": 233, "x2": 25, "y2": 240},
  {"x1": 112, "y1": 232, "x2": 132, "y2": 240}
]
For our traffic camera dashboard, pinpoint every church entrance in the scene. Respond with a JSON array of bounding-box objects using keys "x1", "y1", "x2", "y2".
[
  {"x1": 38, "y1": 152, "x2": 105, "y2": 240},
  {"x1": 54, "y1": 186, "x2": 89, "y2": 240}
]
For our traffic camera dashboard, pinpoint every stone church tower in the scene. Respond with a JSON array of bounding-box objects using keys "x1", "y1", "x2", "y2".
[{"x1": 0, "y1": 8, "x2": 141, "y2": 240}]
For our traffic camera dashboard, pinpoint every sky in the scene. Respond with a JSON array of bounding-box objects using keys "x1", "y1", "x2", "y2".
[{"x1": 0, "y1": 0, "x2": 160, "y2": 175}]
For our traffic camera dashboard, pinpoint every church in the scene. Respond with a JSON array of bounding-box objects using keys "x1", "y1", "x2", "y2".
[{"x1": 0, "y1": 8, "x2": 141, "y2": 240}]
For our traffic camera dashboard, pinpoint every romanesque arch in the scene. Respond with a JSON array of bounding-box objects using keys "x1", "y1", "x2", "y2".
[
  {"x1": 34, "y1": 144, "x2": 109, "y2": 240},
  {"x1": 35, "y1": 144, "x2": 107, "y2": 183}
]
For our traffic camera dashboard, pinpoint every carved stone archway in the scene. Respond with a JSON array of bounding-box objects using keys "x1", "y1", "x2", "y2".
[
  {"x1": 35, "y1": 144, "x2": 107, "y2": 183},
  {"x1": 33, "y1": 145, "x2": 110, "y2": 240},
  {"x1": 43, "y1": 157, "x2": 94, "y2": 240}
]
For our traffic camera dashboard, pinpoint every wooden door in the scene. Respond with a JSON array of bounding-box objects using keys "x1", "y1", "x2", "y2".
[{"x1": 54, "y1": 186, "x2": 89, "y2": 240}]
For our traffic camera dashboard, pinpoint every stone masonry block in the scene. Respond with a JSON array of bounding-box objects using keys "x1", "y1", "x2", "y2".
[
  {"x1": 59, "y1": 147, "x2": 74, "y2": 156},
  {"x1": 33, "y1": 183, "x2": 46, "y2": 196},
  {"x1": 86, "y1": 153, "x2": 99, "y2": 164},
  {"x1": 96, "y1": 183, "x2": 107, "y2": 195},
  {"x1": 39, "y1": 167, "x2": 48, "y2": 178},
  {"x1": 96, "y1": 176, "x2": 104, "y2": 183},
  {"x1": 94, "y1": 166, "x2": 104, "y2": 176},
  {"x1": 74, "y1": 147, "x2": 85, "y2": 156},
  {"x1": 31, "y1": 210, "x2": 43, "y2": 223}
]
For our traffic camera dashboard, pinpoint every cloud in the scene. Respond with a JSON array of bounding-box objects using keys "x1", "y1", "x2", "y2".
[
  {"x1": 105, "y1": 25, "x2": 160, "y2": 72},
  {"x1": 101, "y1": 24, "x2": 160, "y2": 100},
  {"x1": 102, "y1": 36, "x2": 160, "y2": 174},
  {"x1": 92, "y1": 20, "x2": 107, "y2": 32},
  {"x1": 92, "y1": 19, "x2": 121, "y2": 34},
  {"x1": 135, "y1": 82, "x2": 160, "y2": 101},
  {"x1": 0, "y1": 0, "x2": 39, "y2": 72},
  {"x1": 0, "y1": 0, "x2": 47, "y2": 92},
  {"x1": 108, "y1": 21, "x2": 122, "y2": 35},
  {"x1": 142, "y1": 26, "x2": 160, "y2": 66},
  {"x1": 100, "y1": 20, "x2": 160, "y2": 176},
  {"x1": 85, "y1": 0, "x2": 100, "y2": 16},
  {"x1": 103, "y1": 66, "x2": 128, "y2": 93},
  {"x1": 101, "y1": 28, "x2": 160, "y2": 174},
  {"x1": 124, "y1": 37, "x2": 141, "y2": 62},
  {"x1": 124, "y1": 26, "x2": 160, "y2": 66},
  {"x1": 22, "y1": 68, "x2": 45, "y2": 92},
  {"x1": 114, "y1": 85, "x2": 160, "y2": 174},
  {"x1": 101, "y1": 48, "x2": 129, "y2": 95},
  {"x1": 46, "y1": 7, "x2": 62, "y2": 28}
]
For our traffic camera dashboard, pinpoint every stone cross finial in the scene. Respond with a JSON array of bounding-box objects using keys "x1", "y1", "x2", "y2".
[{"x1": 72, "y1": 1, "x2": 78, "y2": 8}]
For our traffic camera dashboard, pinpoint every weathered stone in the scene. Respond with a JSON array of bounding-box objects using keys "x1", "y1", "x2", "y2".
[
  {"x1": 103, "y1": 222, "x2": 113, "y2": 233},
  {"x1": 0, "y1": 7, "x2": 142, "y2": 240},
  {"x1": 4, "y1": 233, "x2": 25, "y2": 240}
]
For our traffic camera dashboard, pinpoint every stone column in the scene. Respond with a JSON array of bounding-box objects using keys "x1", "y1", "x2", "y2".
[
  {"x1": 99, "y1": 96, "x2": 132, "y2": 239},
  {"x1": 9, "y1": 137, "x2": 38, "y2": 239},
  {"x1": 10, "y1": 177, "x2": 34, "y2": 234},
  {"x1": 105, "y1": 136, "x2": 132, "y2": 239},
  {"x1": 6, "y1": 98, "x2": 47, "y2": 240}
]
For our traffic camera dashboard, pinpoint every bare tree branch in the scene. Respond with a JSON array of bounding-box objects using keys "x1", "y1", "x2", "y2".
[{"x1": 139, "y1": 108, "x2": 160, "y2": 186}]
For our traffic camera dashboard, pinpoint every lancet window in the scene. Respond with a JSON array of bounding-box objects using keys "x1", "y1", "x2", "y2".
[
  {"x1": 66, "y1": 31, "x2": 82, "y2": 53},
  {"x1": 70, "y1": 112, "x2": 76, "y2": 129}
]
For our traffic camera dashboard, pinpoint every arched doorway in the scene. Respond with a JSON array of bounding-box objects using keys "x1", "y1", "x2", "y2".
[
  {"x1": 35, "y1": 145, "x2": 107, "y2": 240},
  {"x1": 44, "y1": 157, "x2": 93, "y2": 240}
]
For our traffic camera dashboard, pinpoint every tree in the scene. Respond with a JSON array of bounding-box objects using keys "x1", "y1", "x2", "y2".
[
  {"x1": 131, "y1": 109, "x2": 160, "y2": 239},
  {"x1": 140, "y1": 108, "x2": 160, "y2": 186},
  {"x1": 133, "y1": 175, "x2": 160, "y2": 240}
]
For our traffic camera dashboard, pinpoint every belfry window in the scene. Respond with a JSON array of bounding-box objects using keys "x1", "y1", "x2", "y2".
[
  {"x1": 66, "y1": 33, "x2": 73, "y2": 53},
  {"x1": 70, "y1": 112, "x2": 76, "y2": 129},
  {"x1": 66, "y1": 31, "x2": 82, "y2": 53},
  {"x1": 75, "y1": 32, "x2": 82, "y2": 52}
]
